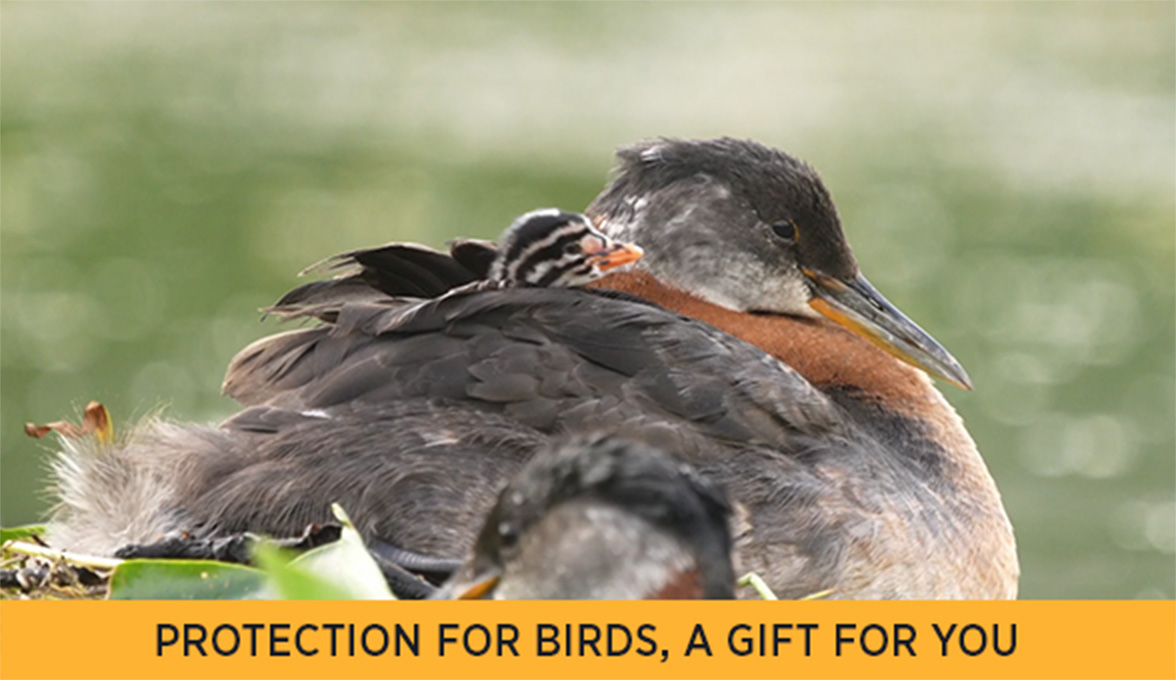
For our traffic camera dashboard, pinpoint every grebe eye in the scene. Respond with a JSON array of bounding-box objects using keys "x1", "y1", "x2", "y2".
[
  {"x1": 563, "y1": 242, "x2": 582, "y2": 255},
  {"x1": 771, "y1": 220, "x2": 797, "y2": 243}
]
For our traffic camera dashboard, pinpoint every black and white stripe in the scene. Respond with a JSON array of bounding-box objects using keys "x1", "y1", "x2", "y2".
[{"x1": 490, "y1": 209, "x2": 608, "y2": 287}]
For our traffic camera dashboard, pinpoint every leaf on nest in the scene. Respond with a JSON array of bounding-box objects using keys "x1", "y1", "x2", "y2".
[
  {"x1": 1, "y1": 525, "x2": 46, "y2": 545},
  {"x1": 25, "y1": 401, "x2": 113, "y2": 443},
  {"x1": 254, "y1": 504, "x2": 394, "y2": 600},
  {"x1": 108, "y1": 560, "x2": 268, "y2": 600}
]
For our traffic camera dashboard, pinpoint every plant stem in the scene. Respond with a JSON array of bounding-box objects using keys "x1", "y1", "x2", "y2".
[
  {"x1": 737, "y1": 572, "x2": 779, "y2": 600},
  {"x1": 3, "y1": 541, "x2": 122, "y2": 571}
]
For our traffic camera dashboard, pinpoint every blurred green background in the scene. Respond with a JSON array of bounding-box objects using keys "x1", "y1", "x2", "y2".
[{"x1": 2, "y1": 2, "x2": 1173, "y2": 598}]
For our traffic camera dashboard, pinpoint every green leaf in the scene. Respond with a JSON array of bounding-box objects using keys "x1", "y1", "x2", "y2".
[
  {"x1": 254, "y1": 504, "x2": 395, "y2": 600},
  {"x1": 1, "y1": 525, "x2": 46, "y2": 544},
  {"x1": 108, "y1": 560, "x2": 268, "y2": 600},
  {"x1": 253, "y1": 544, "x2": 356, "y2": 600}
]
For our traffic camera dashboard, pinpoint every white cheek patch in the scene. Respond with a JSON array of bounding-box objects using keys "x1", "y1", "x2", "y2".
[{"x1": 596, "y1": 196, "x2": 646, "y2": 242}]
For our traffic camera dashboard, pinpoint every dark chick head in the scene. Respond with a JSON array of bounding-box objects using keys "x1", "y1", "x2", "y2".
[
  {"x1": 488, "y1": 209, "x2": 644, "y2": 288},
  {"x1": 436, "y1": 435, "x2": 735, "y2": 600},
  {"x1": 588, "y1": 137, "x2": 971, "y2": 389}
]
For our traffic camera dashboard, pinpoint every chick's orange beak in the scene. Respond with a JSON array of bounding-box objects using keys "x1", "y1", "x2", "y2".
[{"x1": 588, "y1": 242, "x2": 644, "y2": 271}]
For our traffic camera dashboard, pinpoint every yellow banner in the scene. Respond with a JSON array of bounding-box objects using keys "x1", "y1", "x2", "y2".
[{"x1": 1, "y1": 601, "x2": 1172, "y2": 679}]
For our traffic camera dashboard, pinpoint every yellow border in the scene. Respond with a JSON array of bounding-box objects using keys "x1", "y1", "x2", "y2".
[{"x1": 2, "y1": 600, "x2": 1173, "y2": 679}]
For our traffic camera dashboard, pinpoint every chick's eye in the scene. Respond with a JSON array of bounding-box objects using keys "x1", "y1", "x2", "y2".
[
  {"x1": 563, "y1": 242, "x2": 582, "y2": 255},
  {"x1": 771, "y1": 220, "x2": 797, "y2": 242},
  {"x1": 498, "y1": 521, "x2": 519, "y2": 550}
]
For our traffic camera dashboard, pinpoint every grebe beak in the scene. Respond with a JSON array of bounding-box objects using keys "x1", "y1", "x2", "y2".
[{"x1": 804, "y1": 269, "x2": 973, "y2": 390}]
